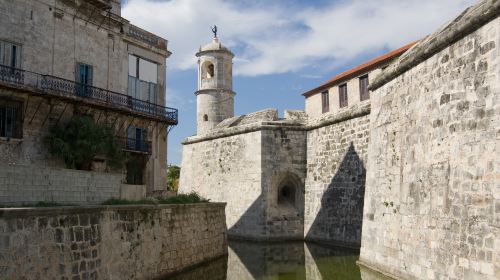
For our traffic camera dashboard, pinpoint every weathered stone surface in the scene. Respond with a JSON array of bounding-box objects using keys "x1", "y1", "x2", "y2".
[
  {"x1": 180, "y1": 123, "x2": 307, "y2": 240},
  {"x1": 284, "y1": 110, "x2": 308, "y2": 123},
  {"x1": 359, "y1": 9, "x2": 500, "y2": 280},
  {"x1": 305, "y1": 110, "x2": 370, "y2": 247},
  {"x1": 0, "y1": 163, "x2": 122, "y2": 205},
  {"x1": 0, "y1": 203, "x2": 227, "y2": 279},
  {"x1": 369, "y1": 0, "x2": 500, "y2": 90}
]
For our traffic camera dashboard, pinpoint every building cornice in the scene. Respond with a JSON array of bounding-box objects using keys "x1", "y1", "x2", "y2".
[{"x1": 195, "y1": 89, "x2": 236, "y2": 96}]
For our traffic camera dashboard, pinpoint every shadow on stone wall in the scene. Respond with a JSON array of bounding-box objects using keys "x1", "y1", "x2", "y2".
[
  {"x1": 227, "y1": 196, "x2": 265, "y2": 239},
  {"x1": 306, "y1": 143, "x2": 366, "y2": 247}
]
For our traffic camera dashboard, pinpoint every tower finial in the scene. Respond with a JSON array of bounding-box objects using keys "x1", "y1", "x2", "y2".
[{"x1": 211, "y1": 25, "x2": 218, "y2": 38}]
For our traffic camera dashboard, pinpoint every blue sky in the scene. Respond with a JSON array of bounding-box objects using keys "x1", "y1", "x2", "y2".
[{"x1": 121, "y1": 0, "x2": 476, "y2": 165}]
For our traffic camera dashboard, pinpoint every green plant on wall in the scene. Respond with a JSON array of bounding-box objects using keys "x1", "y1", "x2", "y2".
[
  {"x1": 45, "y1": 115, "x2": 125, "y2": 170},
  {"x1": 167, "y1": 165, "x2": 180, "y2": 192}
]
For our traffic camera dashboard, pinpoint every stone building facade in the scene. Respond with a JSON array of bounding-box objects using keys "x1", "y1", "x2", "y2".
[{"x1": 0, "y1": 0, "x2": 178, "y2": 204}]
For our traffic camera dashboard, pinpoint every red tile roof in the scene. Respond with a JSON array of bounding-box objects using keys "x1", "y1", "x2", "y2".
[{"x1": 302, "y1": 41, "x2": 418, "y2": 97}]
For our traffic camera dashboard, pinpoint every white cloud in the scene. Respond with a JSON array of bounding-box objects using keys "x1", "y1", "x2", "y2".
[
  {"x1": 165, "y1": 87, "x2": 194, "y2": 108},
  {"x1": 122, "y1": 0, "x2": 477, "y2": 76}
]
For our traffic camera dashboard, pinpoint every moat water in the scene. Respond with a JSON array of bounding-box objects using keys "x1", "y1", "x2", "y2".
[{"x1": 169, "y1": 240, "x2": 390, "y2": 280}]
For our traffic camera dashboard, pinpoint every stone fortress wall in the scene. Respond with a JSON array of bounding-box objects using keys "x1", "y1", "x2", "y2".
[
  {"x1": 0, "y1": 203, "x2": 227, "y2": 279},
  {"x1": 181, "y1": 1, "x2": 499, "y2": 279},
  {"x1": 304, "y1": 102, "x2": 370, "y2": 247},
  {"x1": 181, "y1": 104, "x2": 370, "y2": 247},
  {"x1": 359, "y1": 1, "x2": 500, "y2": 279},
  {"x1": 180, "y1": 109, "x2": 308, "y2": 240}
]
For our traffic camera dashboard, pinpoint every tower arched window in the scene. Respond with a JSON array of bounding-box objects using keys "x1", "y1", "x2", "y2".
[
  {"x1": 201, "y1": 61, "x2": 215, "y2": 79},
  {"x1": 203, "y1": 114, "x2": 208, "y2": 121},
  {"x1": 207, "y1": 64, "x2": 214, "y2": 78}
]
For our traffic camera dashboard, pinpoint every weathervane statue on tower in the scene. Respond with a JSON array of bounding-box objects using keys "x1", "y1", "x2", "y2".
[{"x1": 211, "y1": 25, "x2": 218, "y2": 38}]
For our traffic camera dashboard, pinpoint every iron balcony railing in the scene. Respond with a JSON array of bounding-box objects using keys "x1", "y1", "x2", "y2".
[
  {"x1": 118, "y1": 137, "x2": 151, "y2": 154},
  {"x1": 0, "y1": 64, "x2": 178, "y2": 124}
]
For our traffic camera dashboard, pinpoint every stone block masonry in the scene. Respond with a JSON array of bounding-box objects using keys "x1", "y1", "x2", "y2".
[
  {"x1": 0, "y1": 164, "x2": 123, "y2": 205},
  {"x1": 305, "y1": 102, "x2": 370, "y2": 248},
  {"x1": 359, "y1": 3, "x2": 500, "y2": 279},
  {"x1": 180, "y1": 122, "x2": 307, "y2": 241},
  {"x1": 0, "y1": 203, "x2": 227, "y2": 279}
]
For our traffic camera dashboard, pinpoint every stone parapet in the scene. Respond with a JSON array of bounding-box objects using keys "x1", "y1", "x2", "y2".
[
  {"x1": 0, "y1": 203, "x2": 227, "y2": 279},
  {"x1": 370, "y1": 0, "x2": 500, "y2": 90},
  {"x1": 183, "y1": 104, "x2": 369, "y2": 145}
]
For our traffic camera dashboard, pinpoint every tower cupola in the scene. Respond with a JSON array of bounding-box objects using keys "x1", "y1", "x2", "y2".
[{"x1": 195, "y1": 29, "x2": 235, "y2": 135}]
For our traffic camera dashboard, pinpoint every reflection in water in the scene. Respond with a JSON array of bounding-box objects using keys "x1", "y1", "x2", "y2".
[{"x1": 170, "y1": 240, "x2": 389, "y2": 280}]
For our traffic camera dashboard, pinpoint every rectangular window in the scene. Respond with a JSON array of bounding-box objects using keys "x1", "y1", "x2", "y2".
[
  {"x1": 339, "y1": 84, "x2": 348, "y2": 108},
  {"x1": 127, "y1": 126, "x2": 148, "y2": 153},
  {"x1": 321, "y1": 90, "x2": 329, "y2": 113},
  {"x1": 128, "y1": 54, "x2": 158, "y2": 104},
  {"x1": 0, "y1": 99, "x2": 23, "y2": 138},
  {"x1": 0, "y1": 41, "x2": 22, "y2": 68},
  {"x1": 76, "y1": 63, "x2": 93, "y2": 97},
  {"x1": 359, "y1": 75, "x2": 370, "y2": 101}
]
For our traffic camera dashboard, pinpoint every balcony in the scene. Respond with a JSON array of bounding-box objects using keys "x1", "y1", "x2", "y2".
[
  {"x1": 0, "y1": 64, "x2": 178, "y2": 125},
  {"x1": 118, "y1": 137, "x2": 151, "y2": 154}
]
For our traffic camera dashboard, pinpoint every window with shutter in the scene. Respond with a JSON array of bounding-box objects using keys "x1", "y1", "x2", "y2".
[
  {"x1": 359, "y1": 75, "x2": 370, "y2": 101},
  {"x1": 76, "y1": 63, "x2": 93, "y2": 97},
  {"x1": 339, "y1": 84, "x2": 348, "y2": 108},
  {"x1": 0, "y1": 41, "x2": 22, "y2": 68},
  {"x1": 321, "y1": 91, "x2": 329, "y2": 113}
]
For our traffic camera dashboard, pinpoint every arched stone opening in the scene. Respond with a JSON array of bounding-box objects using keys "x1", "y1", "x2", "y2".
[
  {"x1": 278, "y1": 183, "x2": 296, "y2": 208},
  {"x1": 203, "y1": 114, "x2": 208, "y2": 121},
  {"x1": 201, "y1": 61, "x2": 215, "y2": 79},
  {"x1": 274, "y1": 174, "x2": 302, "y2": 212}
]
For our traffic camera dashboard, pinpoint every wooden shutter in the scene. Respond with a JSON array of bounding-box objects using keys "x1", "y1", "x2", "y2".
[
  {"x1": 3, "y1": 43, "x2": 11, "y2": 68},
  {"x1": 321, "y1": 91, "x2": 329, "y2": 113},
  {"x1": 359, "y1": 75, "x2": 369, "y2": 101},
  {"x1": 339, "y1": 84, "x2": 348, "y2": 108},
  {"x1": 86, "y1": 65, "x2": 93, "y2": 86},
  {"x1": 0, "y1": 42, "x2": 4, "y2": 65}
]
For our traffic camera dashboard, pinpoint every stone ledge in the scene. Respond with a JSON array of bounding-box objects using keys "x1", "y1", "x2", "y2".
[
  {"x1": 306, "y1": 102, "x2": 370, "y2": 130},
  {"x1": 182, "y1": 121, "x2": 306, "y2": 145},
  {"x1": 0, "y1": 203, "x2": 227, "y2": 218},
  {"x1": 183, "y1": 104, "x2": 369, "y2": 145},
  {"x1": 370, "y1": 0, "x2": 500, "y2": 90}
]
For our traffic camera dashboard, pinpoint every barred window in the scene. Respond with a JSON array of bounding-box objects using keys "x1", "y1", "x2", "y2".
[{"x1": 0, "y1": 99, "x2": 23, "y2": 138}]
